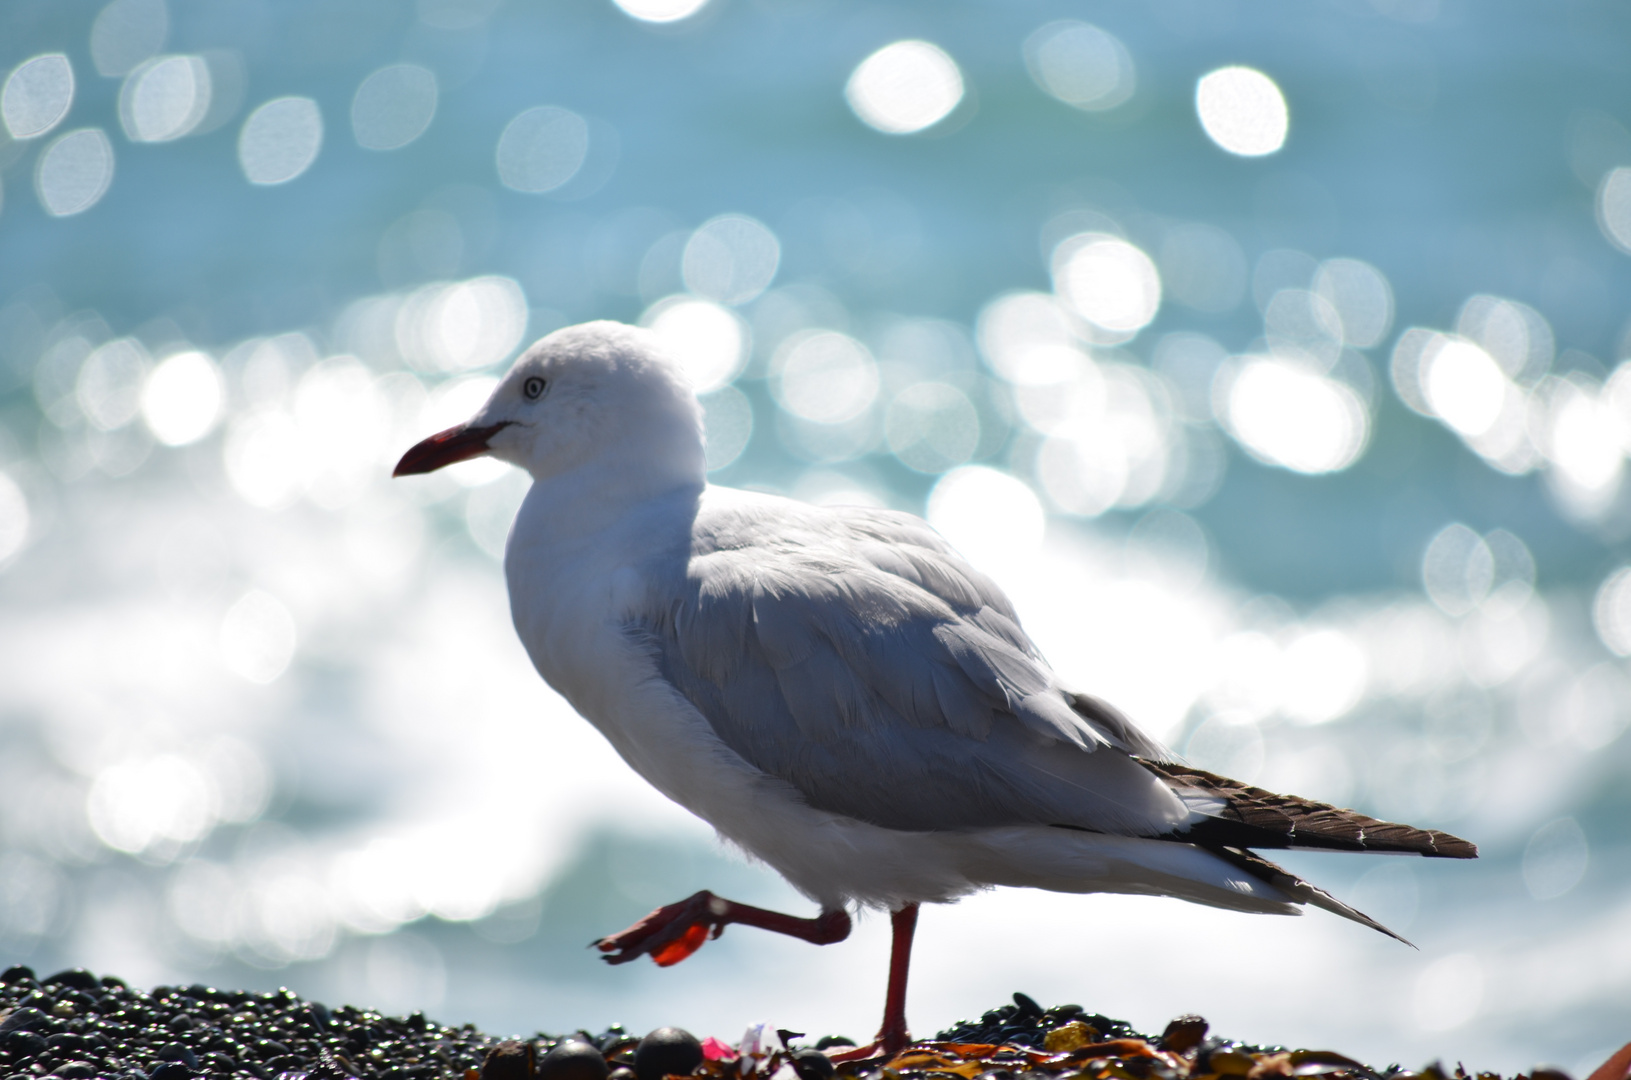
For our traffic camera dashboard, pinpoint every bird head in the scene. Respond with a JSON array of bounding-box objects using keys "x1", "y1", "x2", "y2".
[{"x1": 393, "y1": 320, "x2": 706, "y2": 484}]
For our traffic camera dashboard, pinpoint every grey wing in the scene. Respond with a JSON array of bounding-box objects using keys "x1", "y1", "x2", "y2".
[{"x1": 636, "y1": 497, "x2": 1187, "y2": 836}]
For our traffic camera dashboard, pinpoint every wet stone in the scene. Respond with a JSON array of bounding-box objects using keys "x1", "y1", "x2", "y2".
[
  {"x1": 44, "y1": 972, "x2": 100, "y2": 994},
  {"x1": 0, "y1": 1008, "x2": 48, "y2": 1034},
  {"x1": 538, "y1": 1039, "x2": 610, "y2": 1080},
  {"x1": 789, "y1": 1049, "x2": 834, "y2": 1080},
  {"x1": 159, "y1": 1043, "x2": 201, "y2": 1068},
  {"x1": 1158, "y1": 1016, "x2": 1208, "y2": 1056},
  {"x1": 632, "y1": 1028, "x2": 701, "y2": 1080},
  {"x1": 481, "y1": 1040, "x2": 535, "y2": 1080}
]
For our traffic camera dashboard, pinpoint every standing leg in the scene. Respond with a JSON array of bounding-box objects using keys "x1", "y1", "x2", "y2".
[{"x1": 830, "y1": 904, "x2": 920, "y2": 1062}]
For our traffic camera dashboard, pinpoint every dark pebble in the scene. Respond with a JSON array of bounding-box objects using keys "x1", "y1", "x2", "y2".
[
  {"x1": 43, "y1": 971, "x2": 100, "y2": 994},
  {"x1": 0, "y1": 966, "x2": 36, "y2": 985},
  {"x1": 538, "y1": 1039, "x2": 609, "y2": 1080},
  {"x1": 5, "y1": 1029, "x2": 46, "y2": 1056},
  {"x1": 1158, "y1": 1014, "x2": 1208, "y2": 1055},
  {"x1": 148, "y1": 1064, "x2": 192, "y2": 1080},
  {"x1": 632, "y1": 1029, "x2": 701, "y2": 1080},
  {"x1": 790, "y1": 1049, "x2": 835, "y2": 1080},
  {"x1": 52, "y1": 1062, "x2": 97, "y2": 1079},
  {"x1": 1010, "y1": 993, "x2": 1042, "y2": 1020},
  {"x1": 0, "y1": 1007, "x2": 48, "y2": 1034},
  {"x1": 608, "y1": 1069, "x2": 636, "y2": 1080},
  {"x1": 158, "y1": 1043, "x2": 201, "y2": 1069},
  {"x1": 481, "y1": 1040, "x2": 535, "y2": 1080}
]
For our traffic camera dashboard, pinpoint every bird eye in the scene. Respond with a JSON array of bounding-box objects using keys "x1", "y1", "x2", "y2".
[{"x1": 522, "y1": 376, "x2": 546, "y2": 400}]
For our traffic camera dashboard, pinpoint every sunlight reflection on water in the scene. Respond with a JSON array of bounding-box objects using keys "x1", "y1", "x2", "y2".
[{"x1": 2, "y1": 0, "x2": 1631, "y2": 1070}]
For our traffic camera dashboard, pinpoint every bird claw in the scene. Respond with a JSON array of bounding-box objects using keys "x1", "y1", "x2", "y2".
[{"x1": 594, "y1": 890, "x2": 725, "y2": 966}]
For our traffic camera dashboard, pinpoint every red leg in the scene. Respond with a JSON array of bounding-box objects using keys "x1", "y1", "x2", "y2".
[
  {"x1": 829, "y1": 904, "x2": 919, "y2": 1063},
  {"x1": 596, "y1": 890, "x2": 851, "y2": 966}
]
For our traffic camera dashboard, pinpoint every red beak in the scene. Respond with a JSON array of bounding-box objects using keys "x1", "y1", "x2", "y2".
[{"x1": 392, "y1": 421, "x2": 512, "y2": 477}]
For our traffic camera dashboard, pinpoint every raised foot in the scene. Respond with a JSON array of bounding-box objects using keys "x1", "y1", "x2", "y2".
[
  {"x1": 595, "y1": 890, "x2": 726, "y2": 967},
  {"x1": 595, "y1": 892, "x2": 853, "y2": 968}
]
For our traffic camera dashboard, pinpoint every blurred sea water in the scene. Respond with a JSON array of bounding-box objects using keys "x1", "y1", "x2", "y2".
[{"x1": 2, "y1": 0, "x2": 1631, "y2": 1073}]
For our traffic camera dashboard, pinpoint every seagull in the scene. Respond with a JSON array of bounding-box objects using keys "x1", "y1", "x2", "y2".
[{"x1": 394, "y1": 321, "x2": 1476, "y2": 1059}]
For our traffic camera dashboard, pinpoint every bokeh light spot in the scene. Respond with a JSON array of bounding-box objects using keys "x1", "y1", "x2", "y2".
[
  {"x1": 1422, "y1": 523, "x2": 1494, "y2": 618},
  {"x1": 700, "y1": 385, "x2": 753, "y2": 472},
  {"x1": 1023, "y1": 22, "x2": 1135, "y2": 112},
  {"x1": 35, "y1": 129, "x2": 114, "y2": 216},
  {"x1": 2, "y1": 54, "x2": 75, "y2": 139},
  {"x1": 1523, "y1": 817, "x2": 1589, "y2": 900},
  {"x1": 610, "y1": 0, "x2": 711, "y2": 23},
  {"x1": 927, "y1": 466, "x2": 1045, "y2": 568},
  {"x1": 1597, "y1": 167, "x2": 1631, "y2": 254},
  {"x1": 976, "y1": 292, "x2": 1080, "y2": 385},
  {"x1": 1052, "y1": 233, "x2": 1161, "y2": 334},
  {"x1": 397, "y1": 276, "x2": 528, "y2": 372},
  {"x1": 681, "y1": 215, "x2": 780, "y2": 305},
  {"x1": 886, "y1": 382, "x2": 980, "y2": 474},
  {"x1": 120, "y1": 55, "x2": 211, "y2": 142},
  {"x1": 0, "y1": 470, "x2": 28, "y2": 565},
  {"x1": 224, "y1": 410, "x2": 302, "y2": 509},
  {"x1": 1219, "y1": 357, "x2": 1368, "y2": 474},
  {"x1": 141, "y1": 350, "x2": 224, "y2": 445},
  {"x1": 1281, "y1": 629, "x2": 1368, "y2": 723},
  {"x1": 1195, "y1": 66, "x2": 1288, "y2": 156},
  {"x1": 238, "y1": 97, "x2": 323, "y2": 185},
  {"x1": 1423, "y1": 338, "x2": 1506, "y2": 436},
  {"x1": 90, "y1": 0, "x2": 168, "y2": 78},
  {"x1": 845, "y1": 40, "x2": 964, "y2": 135},
  {"x1": 1591, "y1": 566, "x2": 1631, "y2": 656},
  {"x1": 88, "y1": 755, "x2": 216, "y2": 855},
  {"x1": 495, "y1": 106, "x2": 588, "y2": 194},
  {"x1": 352, "y1": 64, "x2": 438, "y2": 151},
  {"x1": 1413, "y1": 953, "x2": 1484, "y2": 1032},
  {"x1": 1312, "y1": 257, "x2": 1394, "y2": 349},
  {"x1": 77, "y1": 338, "x2": 149, "y2": 430},
  {"x1": 220, "y1": 589, "x2": 297, "y2": 684},
  {"x1": 772, "y1": 331, "x2": 879, "y2": 424},
  {"x1": 642, "y1": 296, "x2": 748, "y2": 392}
]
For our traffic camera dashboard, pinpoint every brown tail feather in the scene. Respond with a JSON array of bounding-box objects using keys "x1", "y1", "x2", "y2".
[{"x1": 1140, "y1": 759, "x2": 1478, "y2": 859}]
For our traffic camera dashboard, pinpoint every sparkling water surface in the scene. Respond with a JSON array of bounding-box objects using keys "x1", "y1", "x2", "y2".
[{"x1": 2, "y1": 0, "x2": 1630, "y2": 1074}]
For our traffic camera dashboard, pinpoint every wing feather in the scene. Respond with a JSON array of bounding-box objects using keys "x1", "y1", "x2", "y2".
[{"x1": 638, "y1": 489, "x2": 1187, "y2": 836}]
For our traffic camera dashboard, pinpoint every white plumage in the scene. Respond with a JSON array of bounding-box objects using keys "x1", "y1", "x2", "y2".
[{"x1": 394, "y1": 320, "x2": 1473, "y2": 1056}]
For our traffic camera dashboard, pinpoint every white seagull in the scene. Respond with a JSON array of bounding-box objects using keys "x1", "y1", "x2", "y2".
[{"x1": 394, "y1": 321, "x2": 1475, "y2": 1058}]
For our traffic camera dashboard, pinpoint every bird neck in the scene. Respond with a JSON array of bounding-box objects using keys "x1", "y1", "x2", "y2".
[{"x1": 515, "y1": 452, "x2": 704, "y2": 549}]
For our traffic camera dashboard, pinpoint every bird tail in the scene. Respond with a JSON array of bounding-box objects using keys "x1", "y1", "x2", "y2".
[
  {"x1": 1203, "y1": 845, "x2": 1414, "y2": 946},
  {"x1": 1141, "y1": 759, "x2": 1479, "y2": 859}
]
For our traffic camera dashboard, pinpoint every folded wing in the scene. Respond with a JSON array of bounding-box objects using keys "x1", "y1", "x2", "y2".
[{"x1": 634, "y1": 492, "x2": 1189, "y2": 837}]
